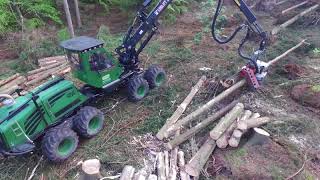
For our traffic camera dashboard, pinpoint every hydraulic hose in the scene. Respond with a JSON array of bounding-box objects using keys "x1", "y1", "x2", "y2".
[{"x1": 211, "y1": 0, "x2": 258, "y2": 70}]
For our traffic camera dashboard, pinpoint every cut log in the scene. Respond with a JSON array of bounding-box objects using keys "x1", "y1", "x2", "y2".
[
  {"x1": 164, "y1": 151, "x2": 170, "y2": 178},
  {"x1": 178, "y1": 151, "x2": 190, "y2": 180},
  {"x1": 38, "y1": 56, "x2": 66, "y2": 64},
  {"x1": 229, "y1": 117, "x2": 271, "y2": 147},
  {"x1": 0, "y1": 76, "x2": 26, "y2": 92},
  {"x1": 156, "y1": 76, "x2": 206, "y2": 140},
  {"x1": 246, "y1": 117, "x2": 271, "y2": 129},
  {"x1": 185, "y1": 138, "x2": 216, "y2": 177},
  {"x1": 147, "y1": 174, "x2": 157, "y2": 180},
  {"x1": 0, "y1": 85, "x2": 20, "y2": 95},
  {"x1": 120, "y1": 166, "x2": 135, "y2": 180},
  {"x1": 0, "y1": 74, "x2": 20, "y2": 87},
  {"x1": 27, "y1": 62, "x2": 65, "y2": 76},
  {"x1": 165, "y1": 80, "x2": 246, "y2": 136},
  {"x1": 28, "y1": 63, "x2": 68, "y2": 81},
  {"x1": 26, "y1": 64, "x2": 68, "y2": 86},
  {"x1": 165, "y1": 100, "x2": 238, "y2": 149},
  {"x1": 216, "y1": 110, "x2": 252, "y2": 148},
  {"x1": 168, "y1": 147, "x2": 178, "y2": 180},
  {"x1": 267, "y1": 40, "x2": 306, "y2": 66},
  {"x1": 210, "y1": 103, "x2": 244, "y2": 140},
  {"x1": 157, "y1": 152, "x2": 166, "y2": 180},
  {"x1": 272, "y1": 5, "x2": 319, "y2": 35},
  {"x1": 80, "y1": 159, "x2": 101, "y2": 180},
  {"x1": 281, "y1": 1, "x2": 309, "y2": 14}
]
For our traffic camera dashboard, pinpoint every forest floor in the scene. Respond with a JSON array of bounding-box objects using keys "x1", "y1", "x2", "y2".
[{"x1": 0, "y1": 1, "x2": 320, "y2": 180}]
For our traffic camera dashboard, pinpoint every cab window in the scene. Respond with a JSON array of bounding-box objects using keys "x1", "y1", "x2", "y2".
[{"x1": 89, "y1": 52, "x2": 113, "y2": 71}]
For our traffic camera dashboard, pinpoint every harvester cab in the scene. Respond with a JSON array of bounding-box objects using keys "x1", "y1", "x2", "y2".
[{"x1": 60, "y1": 36, "x2": 124, "y2": 89}]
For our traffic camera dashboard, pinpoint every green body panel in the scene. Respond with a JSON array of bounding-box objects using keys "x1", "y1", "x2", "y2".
[
  {"x1": 0, "y1": 78, "x2": 87, "y2": 151},
  {"x1": 71, "y1": 48, "x2": 124, "y2": 88}
]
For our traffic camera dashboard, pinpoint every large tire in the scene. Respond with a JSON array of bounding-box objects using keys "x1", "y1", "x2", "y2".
[
  {"x1": 144, "y1": 65, "x2": 166, "y2": 89},
  {"x1": 127, "y1": 76, "x2": 150, "y2": 102},
  {"x1": 73, "y1": 106, "x2": 104, "y2": 138},
  {"x1": 42, "y1": 127, "x2": 79, "y2": 162}
]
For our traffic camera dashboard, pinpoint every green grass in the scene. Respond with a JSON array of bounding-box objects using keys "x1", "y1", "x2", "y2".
[
  {"x1": 224, "y1": 147, "x2": 248, "y2": 169},
  {"x1": 135, "y1": 86, "x2": 180, "y2": 134}
]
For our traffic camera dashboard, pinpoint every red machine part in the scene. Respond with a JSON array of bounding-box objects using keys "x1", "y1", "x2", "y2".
[{"x1": 240, "y1": 66, "x2": 260, "y2": 89}]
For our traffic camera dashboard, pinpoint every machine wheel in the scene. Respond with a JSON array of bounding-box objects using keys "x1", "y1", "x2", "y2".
[
  {"x1": 73, "y1": 106, "x2": 104, "y2": 138},
  {"x1": 144, "y1": 65, "x2": 166, "y2": 89},
  {"x1": 127, "y1": 76, "x2": 149, "y2": 102},
  {"x1": 42, "y1": 127, "x2": 79, "y2": 162}
]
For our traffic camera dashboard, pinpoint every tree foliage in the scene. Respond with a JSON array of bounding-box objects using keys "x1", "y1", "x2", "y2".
[{"x1": 0, "y1": 0, "x2": 61, "y2": 35}]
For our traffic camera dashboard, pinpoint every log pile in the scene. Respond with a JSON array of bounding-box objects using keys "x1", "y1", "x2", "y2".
[
  {"x1": 272, "y1": 1, "x2": 319, "y2": 35},
  {"x1": 0, "y1": 55, "x2": 70, "y2": 95}
]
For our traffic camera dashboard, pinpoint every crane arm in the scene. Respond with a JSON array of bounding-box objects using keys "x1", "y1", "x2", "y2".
[{"x1": 116, "y1": 0, "x2": 173, "y2": 67}]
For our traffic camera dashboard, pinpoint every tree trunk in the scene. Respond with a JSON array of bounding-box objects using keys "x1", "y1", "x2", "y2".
[
  {"x1": 282, "y1": 1, "x2": 309, "y2": 14},
  {"x1": 63, "y1": 0, "x2": 75, "y2": 38},
  {"x1": 178, "y1": 151, "x2": 190, "y2": 180},
  {"x1": 184, "y1": 138, "x2": 216, "y2": 177},
  {"x1": 80, "y1": 159, "x2": 101, "y2": 180},
  {"x1": 210, "y1": 103, "x2": 244, "y2": 140},
  {"x1": 165, "y1": 80, "x2": 246, "y2": 136},
  {"x1": 156, "y1": 76, "x2": 206, "y2": 140},
  {"x1": 165, "y1": 100, "x2": 238, "y2": 149},
  {"x1": 120, "y1": 166, "x2": 135, "y2": 180},
  {"x1": 73, "y1": 0, "x2": 82, "y2": 27}
]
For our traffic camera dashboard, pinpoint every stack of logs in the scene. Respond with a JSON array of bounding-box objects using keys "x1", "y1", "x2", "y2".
[{"x1": 0, "y1": 55, "x2": 70, "y2": 95}]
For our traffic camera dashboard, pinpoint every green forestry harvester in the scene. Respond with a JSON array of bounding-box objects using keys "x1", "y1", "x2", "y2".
[{"x1": 0, "y1": 0, "x2": 170, "y2": 162}]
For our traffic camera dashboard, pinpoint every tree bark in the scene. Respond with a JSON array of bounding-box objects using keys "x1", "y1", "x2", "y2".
[
  {"x1": 272, "y1": 5, "x2": 319, "y2": 35},
  {"x1": 184, "y1": 138, "x2": 216, "y2": 177},
  {"x1": 178, "y1": 151, "x2": 190, "y2": 180},
  {"x1": 157, "y1": 152, "x2": 166, "y2": 180},
  {"x1": 281, "y1": 1, "x2": 309, "y2": 14},
  {"x1": 63, "y1": 0, "x2": 75, "y2": 38},
  {"x1": 120, "y1": 166, "x2": 135, "y2": 180},
  {"x1": 80, "y1": 159, "x2": 101, "y2": 180},
  {"x1": 73, "y1": 0, "x2": 82, "y2": 27},
  {"x1": 156, "y1": 76, "x2": 206, "y2": 140},
  {"x1": 216, "y1": 110, "x2": 252, "y2": 148},
  {"x1": 165, "y1": 100, "x2": 238, "y2": 149},
  {"x1": 165, "y1": 80, "x2": 246, "y2": 137},
  {"x1": 210, "y1": 103, "x2": 244, "y2": 140}
]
